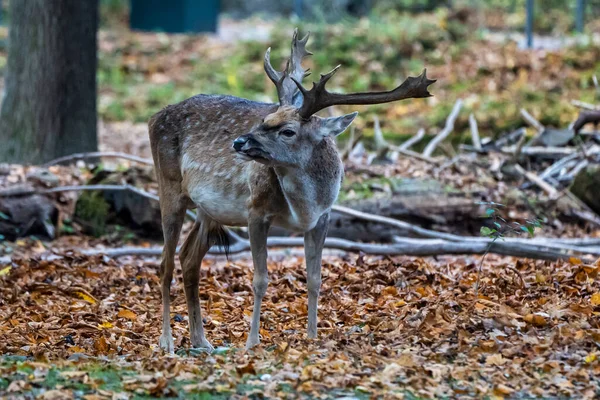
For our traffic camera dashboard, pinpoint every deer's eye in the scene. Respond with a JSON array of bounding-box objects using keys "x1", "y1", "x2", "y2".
[{"x1": 280, "y1": 129, "x2": 296, "y2": 137}]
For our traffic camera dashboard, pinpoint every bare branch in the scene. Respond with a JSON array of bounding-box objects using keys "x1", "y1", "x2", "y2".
[
  {"x1": 371, "y1": 117, "x2": 439, "y2": 164},
  {"x1": 468, "y1": 113, "x2": 482, "y2": 151},
  {"x1": 520, "y1": 108, "x2": 544, "y2": 131},
  {"x1": 422, "y1": 99, "x2": 463, "y2": 157},
  {"x1": 3, "y1": 236, "x2": 597, "y2": 266},
  {"x1": 340, "y1": 126, "x2": 363, "y2": 161},
  {"x1": 513, "y1": 164, "x2": 559, "y2": 198},
  {"x1": 400, "y1": 128, "x2": 425, "y2": 151},
  {"x1": 570, "y1": 100, "x2": 600, "y2": 111},
  {"x1": 41, "y1": 151, "x2": 154, "y2": 168}
]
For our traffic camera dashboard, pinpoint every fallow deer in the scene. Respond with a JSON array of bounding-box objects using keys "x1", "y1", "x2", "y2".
[{"x1": 149, "y1": 29, "x2": 434, "y2": 352}]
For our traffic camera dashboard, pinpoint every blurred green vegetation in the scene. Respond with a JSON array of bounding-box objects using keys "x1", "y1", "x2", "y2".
[{"x1": 92, "y1": 2, "x2": 600, "y2": 148}]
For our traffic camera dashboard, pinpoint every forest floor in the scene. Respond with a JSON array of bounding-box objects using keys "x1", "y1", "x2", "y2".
[{"x1": 1, "y1": 249, "x2": 600, "y2": 399}]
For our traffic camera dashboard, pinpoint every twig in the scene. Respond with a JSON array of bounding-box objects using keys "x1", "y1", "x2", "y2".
[
  {"x1": 539, "y1": 153, "x2": 581, "y2": 180},
  {"x1": 341, "y1": 126, "x2": 363, "y2": 161},
  {"x1": 462, "y1": 145, "x2": 591, "y2": 158},
  {"x1": 371, "y1": 117, "x2": 439, "y2": 164},
  {"x1": 469, "y1": 113, "x2": 482, "y2": 152},
  {"x1": 423, "y1": 99, "x2": 463, "y2": 157},
  {"x1": 570, "y1": 100, "x2": 600, "y2": 111},
  {"x1": 41, "y1": 151, "x2": 154, "y2": 168},
  {"x1": 400, "y1": 128, "x2": 426, "y2": 151},
  {"x1": 520, "y1": 108, "x2": 544, "y2": 132},
  {"x1": 513, "y1": 164, "x2": 559, "y2": 198}
]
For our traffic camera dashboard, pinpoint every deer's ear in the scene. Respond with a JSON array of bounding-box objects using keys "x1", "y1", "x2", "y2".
[{"x1": 318, "y1": 112, "x2": 358, "y2": 138}]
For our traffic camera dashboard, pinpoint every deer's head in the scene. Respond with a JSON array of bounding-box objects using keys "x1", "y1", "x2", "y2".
[{"x1": 233, "y1": 30, "x2": 435, "y2": 168}]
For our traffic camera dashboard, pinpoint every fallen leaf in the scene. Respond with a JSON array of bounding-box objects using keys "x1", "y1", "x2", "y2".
[
  {"x1": 524, "y1": 313, "x2": 547, "y2": 327},
  {"x1": 117, "y1": 309, "x2": 137, "y2": 320},
  {"x1": 74, "y1": 291, "x2": 97, "y2": 304},
  {"x1": 486, "y1": 354, "x2": 507, "y2": 366}
]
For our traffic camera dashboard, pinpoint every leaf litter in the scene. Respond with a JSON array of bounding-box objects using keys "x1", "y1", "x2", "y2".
[{"x1": 1, "y1": 251, "x2": 600, "y2": 398}]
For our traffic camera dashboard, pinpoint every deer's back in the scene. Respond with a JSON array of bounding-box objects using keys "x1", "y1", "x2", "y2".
[{"x1": 149, "y1": 94, "x2": 277, "y2": 183}]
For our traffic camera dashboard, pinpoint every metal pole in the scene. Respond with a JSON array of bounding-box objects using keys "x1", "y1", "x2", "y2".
[
  {"x1": 526, "y1": 0, "x2": 534, "y2": 49},
  {"x1": 576, "y1": 0, "x2": 586, "y2": 33}
]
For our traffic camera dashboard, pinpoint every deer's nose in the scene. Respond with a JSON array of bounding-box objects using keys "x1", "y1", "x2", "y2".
[{"x1": 233, "y1": 135, "x2": 250, "y2": 151}]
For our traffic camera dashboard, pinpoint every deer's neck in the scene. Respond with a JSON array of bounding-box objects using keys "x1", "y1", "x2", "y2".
[{"x1": 273, "y1": 139, "x2": 342, "y2": 232}]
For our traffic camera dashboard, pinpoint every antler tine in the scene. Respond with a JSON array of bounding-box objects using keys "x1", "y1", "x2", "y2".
[
  {"x1": 289, "y1": 28, "x2": 312, "y2": 107},
  {"x1": 264, "y1": 47, "x2": 282, "y2": 84},
  {"x1": 293, "y1": 68, "x2": 436, "y2": 120},
  {"x1": 264, "y1": 48, "x2": 296, "y2": 106},
  {"x1": 264, "y1": 29, "x2": 314, "y2": 106}
]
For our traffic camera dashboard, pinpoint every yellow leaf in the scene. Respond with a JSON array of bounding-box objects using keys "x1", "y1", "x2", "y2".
[
  {"x1": 591, "y1": 293, "x2": 600, "y2": 306},
  {"x1": 585, "y1": 353, "x2": 596, "y2": 363},
  {"x1": 393, "y1": 300, "x2": 406, "y2": 307},
  {"x1": 117, "y1": 309, "x2": 137, "y2": 320},
  {"x1": 570, "y1": 257, "x2": 582, "y2": 265},
  {"x1": 74, "y1": 291, "x2": 97, "y2": 304},
  {"x1": 98, "y1": 321, "x2": 113, "y2": 329},
  {"x1": 0, "y1": 266, "x2": 11, "y2": 276}
]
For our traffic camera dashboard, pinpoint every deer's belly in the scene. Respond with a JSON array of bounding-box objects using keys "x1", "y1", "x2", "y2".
[
  {"x1": 187, "y1": 183, "x2": 249, "y2": 226},
  {"x1": 273, "y1": 208, "x2": 325, "y2": 232}
]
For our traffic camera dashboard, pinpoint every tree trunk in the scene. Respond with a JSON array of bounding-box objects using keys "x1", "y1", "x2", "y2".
[{"x1": 0, "y1": 0, "x2": 98, "y2": 164}]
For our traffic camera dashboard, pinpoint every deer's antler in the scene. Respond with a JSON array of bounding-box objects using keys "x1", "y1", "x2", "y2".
[
  {"x1": 292, "y1": 68, "x2": 436, "y2": 120},
  {"x1": 264, "y1": 28, "x2": 313, "y2": 106}
]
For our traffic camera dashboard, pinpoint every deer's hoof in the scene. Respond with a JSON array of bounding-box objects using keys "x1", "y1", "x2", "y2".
[
  {"x1": 192, "y1": 338, "x2": 214, "y2": 354},
  {"x1": 159, "y1": 334, "x2": 175, "y2": 354},
  {"x1": 245, "y1": 336, "x2": 260, "y2": 350}
]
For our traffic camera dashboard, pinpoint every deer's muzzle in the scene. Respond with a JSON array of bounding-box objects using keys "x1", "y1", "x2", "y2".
[{"x1": 233, "y1": 134, "x2": 270, "y2": 162}]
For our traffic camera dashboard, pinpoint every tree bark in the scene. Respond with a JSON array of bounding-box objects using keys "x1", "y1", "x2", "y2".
[{"x1": 0, "y1": 0, "x2": 98, "y2": 164}]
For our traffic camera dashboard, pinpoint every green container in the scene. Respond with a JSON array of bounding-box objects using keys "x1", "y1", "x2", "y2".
[{"x1": 130, "y1": 0, "x2": 219, "y2": 33}]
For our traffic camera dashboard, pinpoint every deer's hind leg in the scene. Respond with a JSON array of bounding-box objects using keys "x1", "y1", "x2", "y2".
[
  {"x1": 180, "y1": 212, "x2": 214, "y2": 352},
  {"x1": 157, "y1": 180, "x2": 186, "y2": 353}
]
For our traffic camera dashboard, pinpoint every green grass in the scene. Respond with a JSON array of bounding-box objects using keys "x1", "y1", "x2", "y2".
[{"x1": 0, "y1": 356, "x2": 426, "y2": 399}]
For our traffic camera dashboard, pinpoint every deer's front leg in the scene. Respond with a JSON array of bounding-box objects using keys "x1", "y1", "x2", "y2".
[
  {"x1": 246, "y1": 216, "x2": 270, "y2": 349},
  {"x1": 304, "y1": 213, "x2": 329, "y2": 339}
]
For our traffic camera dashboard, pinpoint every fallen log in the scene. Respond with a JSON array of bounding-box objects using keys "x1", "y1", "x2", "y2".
[{"x1": 1, "y1": 235, "x2": 597, "y2": 265}]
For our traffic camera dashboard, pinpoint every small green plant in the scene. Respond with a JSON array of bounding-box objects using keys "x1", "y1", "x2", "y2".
[
  {"x1": 475, "y1": 202, "x2": 542, "y2": 295},
  {"x1": 75, "y1": 192, "x2": 110, "y2": 237}
]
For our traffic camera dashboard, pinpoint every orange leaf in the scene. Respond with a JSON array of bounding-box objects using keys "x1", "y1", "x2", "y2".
[
  {"x1": 94, "y1": 336, "x2": 109, "y2": 353},
  {"x1": 524, "y1": 313, "x2": 547, "y2": 327},
  {"x1": 117, "y1": 309, "x2": 137, "y2": 320},
  {"x1": 67, "y1": 346, "x2": 86, "y2": 353}
]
